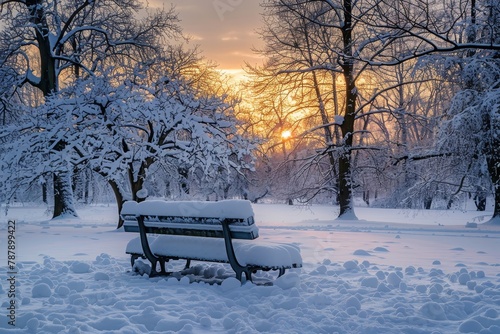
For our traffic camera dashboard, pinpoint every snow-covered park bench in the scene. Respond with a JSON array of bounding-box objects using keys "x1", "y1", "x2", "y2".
[{"x1": 120, "y1": 200, "x2": 302, "y2": 282}]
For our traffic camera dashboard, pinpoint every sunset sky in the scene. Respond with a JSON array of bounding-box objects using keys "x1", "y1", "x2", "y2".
[{"x1": 153, "y1": 1, "x2": 264, "y2": 74}]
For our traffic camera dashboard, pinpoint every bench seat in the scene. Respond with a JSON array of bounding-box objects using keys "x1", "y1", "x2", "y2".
[{"x1": 126, "y1": 235, "x2": 302, "y2": 269}]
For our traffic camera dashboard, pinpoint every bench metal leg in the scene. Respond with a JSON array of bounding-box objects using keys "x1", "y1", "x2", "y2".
[
  {"x1": 137, "y1": 215, "x2": 163, "y2": 277},
  {"x1": 221, "y1": 219, "x2": 252, "y2": 282}
]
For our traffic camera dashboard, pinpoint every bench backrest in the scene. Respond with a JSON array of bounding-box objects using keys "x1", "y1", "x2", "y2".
[{"x1": 120, "y1": 200, "x2": 259, "y2": 240}]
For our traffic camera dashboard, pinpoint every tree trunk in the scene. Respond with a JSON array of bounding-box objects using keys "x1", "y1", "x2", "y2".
[
  {"x1": 338, "y1": 151, "x2": 355, "y2": 218},
  {"x1": 84, "y1": 170, "x2": 90, "y2": 204},
  {"x1": 109, "y1": 179, "x2": 128, "y2": 229},
  {"x1": 128, "y1": 166, "x2": 146, "y2": 202},
  {"x1": 52, "y1": 168, "x2": 78, "y2": 218},
  {"x1": 486, "y1": 155, "x2": 500, "y2": 224},
  {"x1": 27, "y1": 0, "x2": 77, "y2": 219},
  {"x1": 492, "y1": 182, "x2": 500, "y2": 223},
  {"x1": 42, "y1": 182, "x2": 48, "y2": 204},
  {"x1": 473, "y1": 187, "x2": 487, "y2": 211},
  {"x1": 50, "y1": 140, "x2": 77, "y2": 218},
  {"x1": 336, "y1": 0, "x2": 358, "y2": 219},
  {"x1": 363, "y1": 190, "x2": 370, "y2": 206},
  {"x1": 128, "y1": 156, "x2": 155, "y2": 202},
  {"x1": 424, "y1": 196, "x2": 432, "y2": 210},
  {"x1": 131, "y1": 176, "x2": 145, "y2": 202},
  {"x1": 178, "y1": 167, "x2": 190, "y2": 195}
]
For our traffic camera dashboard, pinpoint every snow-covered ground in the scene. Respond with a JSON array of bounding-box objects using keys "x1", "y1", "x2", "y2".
[{"x1": 1, "y1": 202, "x2": 499, "y2": 333}]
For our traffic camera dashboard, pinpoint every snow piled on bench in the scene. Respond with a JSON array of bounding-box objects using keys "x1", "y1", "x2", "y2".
[
  {"x1": 121, "y1": 200, "x2": 254, "y2": 219},
  {"x1": 126, "y1": 235, "x2": 302, "y2": 268}
]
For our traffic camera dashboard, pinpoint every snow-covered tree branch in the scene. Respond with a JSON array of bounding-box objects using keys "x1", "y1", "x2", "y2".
[{"x1": 0, "y1": 0, "x2": 181, "y2": 218}]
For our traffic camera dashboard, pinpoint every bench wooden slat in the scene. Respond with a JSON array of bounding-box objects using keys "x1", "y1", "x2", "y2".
[
  {"x1": 121, "y1": 200, "x2": 259, "y2": 240},
  {"x1": 123, "y1": 224, "x2": 257, "y2": 240},
  {"x1": 122, "y1": 217, "x2": 259, "y2": 239}
]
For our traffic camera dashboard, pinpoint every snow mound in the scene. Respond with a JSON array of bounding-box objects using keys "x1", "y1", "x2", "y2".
[
  {"x1": 70, "y1": 261, "x2": 91, "y2": 273},
  {"x1": 353, "y1": 249, "x2": 371, "y2": 256},
  {"x1": 32, "y1": 283, "x2": 52, "y2": 298},
  {"x1": 274, "y1": 272, "x2": 300, "y2": 289}
]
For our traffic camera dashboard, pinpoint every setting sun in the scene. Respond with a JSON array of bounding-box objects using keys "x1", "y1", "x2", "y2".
[{"x1": 281, "y1": 130, "x2": 292, "y2": 140}]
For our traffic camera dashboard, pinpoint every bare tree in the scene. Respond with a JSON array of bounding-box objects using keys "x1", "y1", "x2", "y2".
[
  {"x1": 252, "y1": 0, "x2": 500, "y2": 221},
  {"x1": 386, "y1": 0, "x2": 500, "y2": 222},
  {"x1": 254, "y1": 0, "x2": 417, "y2": 218}
]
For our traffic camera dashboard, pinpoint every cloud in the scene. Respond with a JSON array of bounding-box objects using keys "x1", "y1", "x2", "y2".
[
  {"x1": 163, "y1": 0, "x2": 263, "y2": 70},
  {"x1": 221, "y1": 36, "x2": 240, "y2": 42}
]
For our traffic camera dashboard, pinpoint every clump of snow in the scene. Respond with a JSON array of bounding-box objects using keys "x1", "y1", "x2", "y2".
[
  {"x1": 334, "y1": 115, "x2": 344, "y2": 125},
  {"x1": 386, "y1": 272, "x2": 402, "y2": 287},
  {"x1": 56, "y1": 285, "x2": 70, "y2": 297},
  {"x1": 132, "y1": 260, "x2": 151, "y2": 276},
  {"x1": 484, "y1": 308, "x2": 498, "y2": 318},
  {"x1": 343, "y1": 260, "x2": 359, "y2": 270},
  {"x1": 274, "y1": 272, "x2": 300, "y2": 289},
  {"x1": 67, "y1": 281, "x2": 86, "y2": 292},
  {"x1": 94, "y1": 272, "x2": 110, "y2": 281},
  {"x1": 420, "y1": 302, "x2": 447, "y2": 320},
  {"x1": 70, "y1": 261, "x2": 91, "y2": 273},
  {"x1": 95, "y1": 253, "x2": 112, "y2": 265},
  {"x1": 88, "y1": 317, "x2": 129, "y2": 331},
  {"x1": 32, "y1": 283, "x2": 52, "y2": 298},
  {"x1": 361, "y1": 276, "x2": 379, "y2": 288},
  {"x1": 220, "y1": 277, "x2": 241, "y2": 292},
  {"x1": 345, "y1": 296, "x2": 361, "y2": 310},
  {"x1": 136, "y1": 188, "x2": 148, "y2": 199},
  {"x1": 34, "y1": 277, "x2": 54, "y2": 288},
  {"x1": 459, "y1": 272, "x2": 471, "y2": 285},
  {"x1": 353, "y1": 249, "x2": 371, "y2": 256},
  {"x1": 458, "y1": 319, "x2": 484, "y2": 333}
]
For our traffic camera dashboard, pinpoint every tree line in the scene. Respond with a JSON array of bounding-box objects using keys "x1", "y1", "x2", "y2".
[
  {"x1": 242, "y1": 0, "x2": 499, "y2": 224},
  {"x1": 1, "y1": 0, "x2": 499, "y2": 225}
]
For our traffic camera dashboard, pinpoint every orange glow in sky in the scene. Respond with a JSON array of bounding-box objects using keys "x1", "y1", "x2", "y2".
[{"x1": 153, "y1": 1, "x2": 263, "y2": 72}]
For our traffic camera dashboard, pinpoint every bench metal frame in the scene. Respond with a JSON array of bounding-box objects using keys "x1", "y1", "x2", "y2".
[{"x1": 134, "y1": 215, "x2": 284, "y2": 282}]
